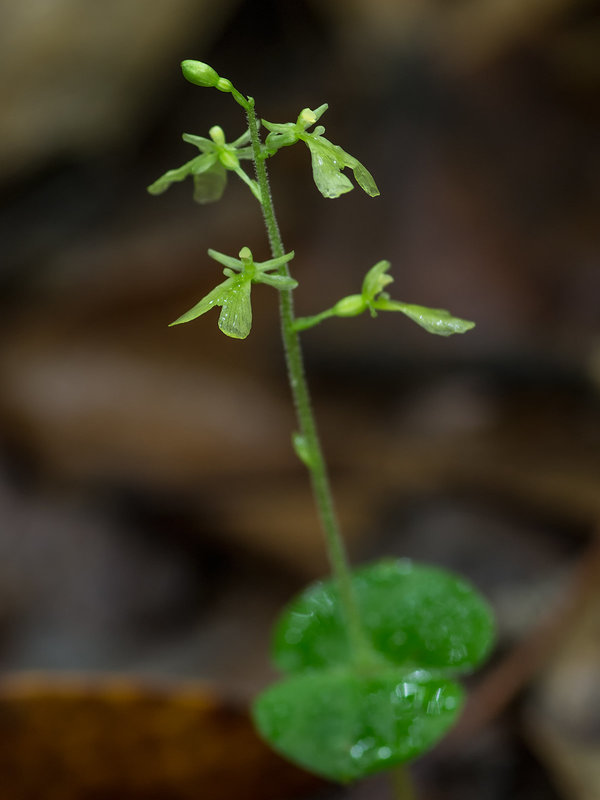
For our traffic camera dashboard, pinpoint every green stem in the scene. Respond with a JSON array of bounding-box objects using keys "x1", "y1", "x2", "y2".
[
  {"x1": 245, "y1": 97, "x2": 371, "y2": 667},
  {"x1": 293, "y1": 308, "x2": 337, "y2": 332}
]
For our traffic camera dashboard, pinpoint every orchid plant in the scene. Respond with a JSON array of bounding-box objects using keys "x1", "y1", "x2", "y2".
[{"x1": 148, "y1": 60, "x2": 494, "y2": 793}]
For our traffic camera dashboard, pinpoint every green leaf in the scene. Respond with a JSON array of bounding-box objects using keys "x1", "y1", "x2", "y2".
[
  {"x1": 253, "y1": 669, "x2": 463, "y2": 782},
  {"x1": 272, "y1": 559, "x2": 494, "y2": 675},
  {"x1": 373, "y1": 299, "x2": 475, "y2": 336}
]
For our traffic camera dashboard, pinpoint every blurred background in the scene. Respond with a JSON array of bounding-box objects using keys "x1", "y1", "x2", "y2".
[{"x1": 1, "y1": 0, "x2": 600, "y2": 797}]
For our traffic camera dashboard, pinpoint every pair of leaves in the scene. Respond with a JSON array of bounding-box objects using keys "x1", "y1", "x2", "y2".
[
  {"x1": 147, "y1": 126, "x2": 259, "y2": 203},
  {"x1": 294, "y1": 260, "x2": 475, "y2": 336},
  {"x1": 253, "y1": 559, "x2": 495, "y2": 782},
  {"x1": 170, "y1": 248, "x2": 296, "y2": 339},
  {"x1": 263, "y1": 105, "x2": 379, "y2": 199}
]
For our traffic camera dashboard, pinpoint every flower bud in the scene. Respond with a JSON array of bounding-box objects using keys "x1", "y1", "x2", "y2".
[
  {"x1": 333, "y1": 295, "x2": 366, "y2": 317},
  {"x1": 181, "y1": 60, "x2": 220, "y2": 88}
]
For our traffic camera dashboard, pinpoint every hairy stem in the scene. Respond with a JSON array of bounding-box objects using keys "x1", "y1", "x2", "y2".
[{"x1": 245, "y1": 97, "x2": 371, "y2": 666}]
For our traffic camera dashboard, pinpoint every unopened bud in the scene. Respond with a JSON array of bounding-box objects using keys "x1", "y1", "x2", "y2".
[{"x1": 181, "y1": 60, "x2": 220, "y2": 88}]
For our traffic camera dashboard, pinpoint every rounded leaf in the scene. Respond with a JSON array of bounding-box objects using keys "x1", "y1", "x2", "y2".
[
  {"x1": 273, "y1": 559, "x2": 494, "y2": 674},
  {"x1": 253, "y1": 668, "x2": 463, "y2": 782}
]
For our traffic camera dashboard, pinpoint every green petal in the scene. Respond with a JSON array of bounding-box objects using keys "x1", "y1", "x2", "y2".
[
  {"x1": 208, "y1": 249, "x2": 244, "y2": 271},
  {"x1": 374, "y1": 299, "x2": 476, "y2": 336},
  {"x1": 233, "y1": 146, "x2": 255, "y2": 160},
  {"x1": 309, "y1": 103, "x2": 328, "y2": 124},
  {"x1": 262, "y1": 119, "x2": 296, "y2": 135},
  {"x1": 192, "y1": 162, "x2": 227, "y2": 203},
  {"x1": 181, "y1": 133, "x2": 214, "y2": 150},
  {"x1": 253, "y1": 669, "x2": 463, "y2": 782},
  {"x1": 147, "y1": 154, "x2": 213, "y2": 195},
  {"x1": 231, "y1": 129, "x2": 252, "y2": 148},
  {"x1": 218, "y1": 276, "x2": 252, "y2": 339},
  {"x1": 361, "y1": 260, "x2": 393, "y2": 301},
  {"x1": 264, "y1": 129, "x2": 299, "y2": 150},
  {"x1": 352, "y1": 161, "x2": 380, "y2": 197},
  {"x1": 255, "y1": 273, "x2": 298, "y2": 290},
  {"x1": 272, "y1": 559, "x2": 494, "y2": 675},
  {"x1": 168, "y1": 278, "x2": 234, "y2": 326},
  {"x1": 254, "y1": 251, "x2": 295, "y2": 272},
  {"x1": 305, "y1": 138, "x2": 354, "y2": 199}
]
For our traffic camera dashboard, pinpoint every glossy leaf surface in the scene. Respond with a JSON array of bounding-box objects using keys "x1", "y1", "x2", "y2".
[
  {"x1": 273, "y1": 559, "x2": 494, "y2": 675},
  {"x1": 253, "y1": 669, "x2": 463, "y2": 782}
]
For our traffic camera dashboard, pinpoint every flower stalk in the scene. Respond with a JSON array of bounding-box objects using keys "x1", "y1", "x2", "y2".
[{"x1": 245, "y1": 96, "x2": 374, "y2": 668}]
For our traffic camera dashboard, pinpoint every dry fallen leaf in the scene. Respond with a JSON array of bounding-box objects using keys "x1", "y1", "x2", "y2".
[{"x1": 0, "y1": 672, "x2": 323, "y2": 800}]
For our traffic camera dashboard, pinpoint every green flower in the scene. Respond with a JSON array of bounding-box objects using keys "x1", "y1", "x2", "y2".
[
  {"x1": 294, "y1": 261, "x2": 475, "y2": 336},
  {"x1": 362, "y1": 261, "x2": 476, "y2": 335},
  {"x1": 147, "y1": 125, "x2": 259, "y2": 203},
  {"x1": 262, "y1": 106, "x2": 379, "y2": 199},
  {"x1": 170, "y1": 248, "x2": 297, "y2": 339}
]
